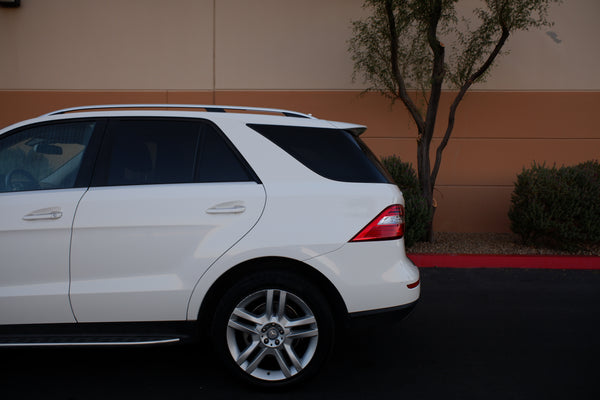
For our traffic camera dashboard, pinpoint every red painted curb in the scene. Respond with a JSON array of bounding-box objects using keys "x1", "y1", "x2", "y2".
[{"x1": 407, "y1": 253, "x2": 600, "y2": 270}]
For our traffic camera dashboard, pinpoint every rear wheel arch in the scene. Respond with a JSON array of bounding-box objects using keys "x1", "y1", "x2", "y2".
[{"x1": 197, "y1": 257, "x2": 347, "y2": 336}]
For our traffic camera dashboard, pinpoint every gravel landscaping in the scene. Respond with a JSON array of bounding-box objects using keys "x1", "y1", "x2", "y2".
[{"x1": 407, "y1": 232, "x2": 600, "y2": 256}]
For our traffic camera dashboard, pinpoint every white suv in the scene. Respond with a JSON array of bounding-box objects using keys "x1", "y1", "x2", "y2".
[{"x1": 0, "y1": 105, "x2": 420, "y2": 387}]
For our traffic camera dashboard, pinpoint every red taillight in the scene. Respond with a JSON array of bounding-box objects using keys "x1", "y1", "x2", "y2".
[
  {"x1": 407, "y1": 279, "x2": 420, "y2": 289},
  {"x1": 350, "y1": 205, "x2": 405, "y2": 242}
]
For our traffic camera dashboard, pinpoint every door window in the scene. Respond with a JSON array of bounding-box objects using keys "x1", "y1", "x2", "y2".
[
  {"x1": 96, "y1": 119, "x2": 256, "y2": 186},
  {"x1": 0, "y1": 121, "x2": 95, "y2": 193},
  {"x1": 195, "y1": 123, "x2": 256, "y2": 183}
]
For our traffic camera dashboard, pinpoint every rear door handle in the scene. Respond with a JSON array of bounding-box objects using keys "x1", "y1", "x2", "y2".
[
  {"x1": 23, "y1": 207, "x2": 63, "y2": 221},
  {"x1": 206, "y1": 204, "x2": 246, "y2": 214}
]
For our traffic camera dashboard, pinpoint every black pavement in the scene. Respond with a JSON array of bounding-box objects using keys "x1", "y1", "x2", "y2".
[{"x1": 2, "y1": 267, "x2": 598, "y2": 399}]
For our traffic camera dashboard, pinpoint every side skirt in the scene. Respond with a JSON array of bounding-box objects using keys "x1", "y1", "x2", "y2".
[{"x1": 0, "y1": 321, "x2": 198, "y2": 347}]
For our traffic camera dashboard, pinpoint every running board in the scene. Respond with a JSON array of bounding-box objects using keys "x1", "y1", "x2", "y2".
[{"x1": 0, "y1": 336, "x2": 181, "y2": 347}]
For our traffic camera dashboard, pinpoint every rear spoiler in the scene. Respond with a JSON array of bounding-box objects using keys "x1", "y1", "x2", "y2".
[{"x1": 327, "y1": 121, "x2": 367, "y2": 136}]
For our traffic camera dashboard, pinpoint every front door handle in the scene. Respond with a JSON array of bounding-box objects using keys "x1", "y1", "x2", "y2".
[{"x1": 23, "y1": 207, "x2": 63, "y2": 221}]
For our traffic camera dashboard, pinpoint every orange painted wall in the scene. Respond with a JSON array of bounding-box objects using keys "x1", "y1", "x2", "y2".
[{"x1": 1, "y1": 89, "x2": 599, "y2": 233}]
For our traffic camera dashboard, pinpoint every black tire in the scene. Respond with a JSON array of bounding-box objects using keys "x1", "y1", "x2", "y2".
[{"x1": 210, "y1": 270, "x2": 334, "y2": 388}]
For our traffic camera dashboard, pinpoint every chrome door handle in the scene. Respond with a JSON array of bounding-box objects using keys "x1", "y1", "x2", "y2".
[
  {"x1": 206, "y1": 205, "x2": 246, "y2": 214},
  {"x1": 23, "y1": 208, "x2": 63, "y2": 221}
]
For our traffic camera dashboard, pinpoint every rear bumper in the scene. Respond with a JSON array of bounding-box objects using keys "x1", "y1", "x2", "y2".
[
  {"x1": 305, "y1": 240, "x2": 420, "y2": 314},
  {"x1": 347, "y1": 299, "x2": 419, "y2": 325},
  {"x1": 348, "y1": 299, "x2": 419, "y2": 320}
]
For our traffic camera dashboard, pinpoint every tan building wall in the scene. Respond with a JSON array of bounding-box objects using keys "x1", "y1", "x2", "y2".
[{"x1": 1, "y1": 0, "x2": 599, "y2": 233}]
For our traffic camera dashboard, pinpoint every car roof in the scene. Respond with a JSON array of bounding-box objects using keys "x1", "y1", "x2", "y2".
[
  {"x1": 42, "y1": 104, "x2": 368, "y2": 136},
  {"x1": 1, "y1": 104, "x2": 367, "y2": 137}
]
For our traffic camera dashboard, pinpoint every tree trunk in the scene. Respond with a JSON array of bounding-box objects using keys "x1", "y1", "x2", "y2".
[{"x1": 417, "y1": 136, "x2": 436, "y2": 242}]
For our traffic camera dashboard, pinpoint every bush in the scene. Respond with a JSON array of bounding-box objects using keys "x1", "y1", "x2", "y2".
[
  {"x1": 509, "y1": 161, "x2": 600, "y2": 251},
  {"x1": 381, "y1": 155, "x2": 432, "y2": 247}
]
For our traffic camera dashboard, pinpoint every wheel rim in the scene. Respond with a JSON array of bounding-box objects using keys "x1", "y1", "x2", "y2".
[{"x1": 226, "y1": 288, "x2": 319, "y2": 381}]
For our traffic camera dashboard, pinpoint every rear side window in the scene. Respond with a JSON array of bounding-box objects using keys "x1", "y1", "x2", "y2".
[
  {"x1": 95, "y1": 118, "x2": 255, "y2": 186},
  {"x1": 248, "y1": 124, "x2": 391, "y2": 183}
]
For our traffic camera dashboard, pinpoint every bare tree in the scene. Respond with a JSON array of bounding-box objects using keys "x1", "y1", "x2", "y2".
[{"x1": 349, "y1": 0, "x2": 560, "y2": 240}]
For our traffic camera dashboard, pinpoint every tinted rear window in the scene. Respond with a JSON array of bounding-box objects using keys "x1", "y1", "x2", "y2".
[{"x1": 248, "y1": 124, "x2": 391, "y2": 183}]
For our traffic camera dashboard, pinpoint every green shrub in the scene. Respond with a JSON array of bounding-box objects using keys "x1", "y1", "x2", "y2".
[
  {"x1": 381, "y1": 155, "x2": 432, "y2": 247},
  {"x1": 509, "y1": 161, "x2": 600, "y2": 251}
]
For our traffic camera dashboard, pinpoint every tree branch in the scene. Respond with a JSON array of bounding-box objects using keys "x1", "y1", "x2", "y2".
[
  {"x1": 384, "y1": 0, "x2": 424, "y2": 133},
  {"x1": 419, "y1": 0, "x2": 446, "y2": 195},
  {"x1": 431, "y1": 26, "x2": 510, "y2": 185},
  {"x1": 424, "y1": 0, "x2": 445, "y2": 142}
]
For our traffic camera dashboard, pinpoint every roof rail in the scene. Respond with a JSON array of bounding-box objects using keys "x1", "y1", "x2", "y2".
[{"x1": 43, "y1": 104, "x2": 315, "y2": 119}]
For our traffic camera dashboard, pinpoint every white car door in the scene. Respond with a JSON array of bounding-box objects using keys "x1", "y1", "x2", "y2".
[
  {"x1": 0, "y1": 120, "x2": 98, "y2": 325},
  {"x1": 69, "y1": 118, "x2": 265, "y2": 322}
]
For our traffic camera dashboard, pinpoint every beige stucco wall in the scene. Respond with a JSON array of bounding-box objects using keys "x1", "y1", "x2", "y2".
[
  {"x1": 2, "y1": 0, "x2": 599, "y2": 91},
  {"x1": 214, "y1": 0, "x2": 364, "y2": 90},
  {"x1": 0, "y1": 0, "x2": 215, "y2": 89}
]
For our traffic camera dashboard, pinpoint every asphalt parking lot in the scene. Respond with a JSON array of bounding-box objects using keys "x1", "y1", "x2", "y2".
[{"x1": 2, "y1": 267, "x2": 598, "y2": 399}]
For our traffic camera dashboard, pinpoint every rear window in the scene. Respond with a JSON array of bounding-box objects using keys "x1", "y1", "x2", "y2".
[{"x1": 248, "y1": 124, "x2": 392, "y2": 183}]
